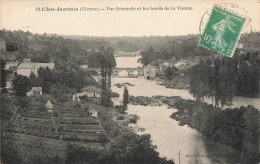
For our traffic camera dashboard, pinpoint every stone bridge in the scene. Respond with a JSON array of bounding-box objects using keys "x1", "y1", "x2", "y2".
[{"x1": 88, "y1": 67, "x2": 144, "y2": 77}]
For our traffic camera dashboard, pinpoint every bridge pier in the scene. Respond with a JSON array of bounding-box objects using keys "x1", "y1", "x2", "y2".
[{"x1": 88, "y1": 67, "x2": 144, "y2": 78}]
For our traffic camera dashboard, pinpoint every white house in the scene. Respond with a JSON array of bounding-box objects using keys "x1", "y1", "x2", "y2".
[{"x1": 17, "y1": 62, "x2": 55, "y2": 77}]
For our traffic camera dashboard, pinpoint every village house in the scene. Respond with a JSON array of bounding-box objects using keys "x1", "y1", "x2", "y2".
[
  {"x1": 82, "y1": 86, "x2": 102, "y2": 98},
  {"x1": 26, "y1": 87, "x2": 42, "y2": 96},
  {"x1": 174, "y1": 62, "x2": 187, "y2": 70},
  {"x1": 4, "y1": 61, "x2": 19, "y2": 71},
  {"x1": 72, "y1": 92, "x2": 88, "y2": 102},
  {"x1": 180, "y1": 56, "x2": 201, "y2": 67},
  {"x1": 73, "y1": 86, "x2": 102, "y2": 103},
  {"x1": 46, "y1": 100, "x2": 53, "y2": 113},
  {"x1": 151, "y1": 57, "x2": 177, "y2": 73},
  {"x1": 144, "y1": 63, "x2": 157, "y2": 80},
  {"x1": 17, "y1": 61, "x2": 55, "y2": 77}
]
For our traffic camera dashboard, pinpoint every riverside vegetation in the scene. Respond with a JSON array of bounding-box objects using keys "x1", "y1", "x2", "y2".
[{"x1": 129, "y1": 95, "x2": 259, "y2": 163}]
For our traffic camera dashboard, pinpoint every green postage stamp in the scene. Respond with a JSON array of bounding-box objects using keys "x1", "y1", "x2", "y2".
[{"x1": 199, "y1": 6, "x2": 246, "y2": 57}]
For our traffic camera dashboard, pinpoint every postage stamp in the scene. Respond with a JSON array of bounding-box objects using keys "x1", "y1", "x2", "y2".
[{"x1": 199, "y1": 6, "x2": 246, "y2": 57}]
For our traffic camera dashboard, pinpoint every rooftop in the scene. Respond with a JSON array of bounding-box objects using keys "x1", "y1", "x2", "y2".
[
  {"x1": 82, "y1": 86, "x2": 102, "y2": 93},
  {"x1": 31, "y1": 87, "x2": 42, "y2": 91},
  {"x1": 36, "y1": 63, "x2": 55, "y2": 69},
  {"x1": 17, "y1": 62, "x2": 55, "y2": 69},
  {"x1": 17, "y1": 62, "x2": 36, "y2": 69},
  {"x1": 145, "y1": 63, "x2": 157, "y2": 69}
]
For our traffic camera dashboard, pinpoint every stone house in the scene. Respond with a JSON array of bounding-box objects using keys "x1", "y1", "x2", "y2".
[
  {"x1": 26, "y1": 87, "x2": 42, "y2": 96},
  {"x1": 17, "y1": 62, "x2": 55, "y2": 77},
  {"x1": 72, "y1": 92, "x2": 88, "y2": 102},
  {"x1": 82, "y1": 86, "x2": 102, "y2": 98},
  {"x1": 144, "y1": 64, "x2": 157, "y2": 80}
]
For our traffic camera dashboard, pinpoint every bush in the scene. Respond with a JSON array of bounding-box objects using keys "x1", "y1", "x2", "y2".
[
  {"x1": 115, "y1": 105, "x2": 127, "y2": 114},
  {"x1": 74, "y1": 103, "x2": 81, "y2": 109},
  {"x1": 117, "y1": 116, "x2": 124, "y2": 120},
  {"x1": 110, "y1": 91, "x2": 119, "y2": 98}
]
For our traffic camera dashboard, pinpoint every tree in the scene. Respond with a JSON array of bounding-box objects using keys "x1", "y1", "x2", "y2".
[
  {"x1": 190, "y1": 57, "x2": 237, "y2": 107},
  {"x1": 0, "y1": 59, "x2": 6, "y2": 90},
  {"x1": 101, "y1": 90, "x2": 113, "y2": 107},
  {"x1": 139, "y1": 46, "x2": 159, "y2": 66},
  {"x1": 129, "y1": 115, "x2": 139, "y2": 125},
  {"x1": 189, "y1": 62, "x2": 209, "y2": 101},
  {"x1": 37, "y1": 67, "x2": 53, "y2": 93},
  {"x1": 6, "y1": 41, "x2": 18, "y2": 51},
  {"x1": 12, "y1": 75, "x2": 31, "y2": 97},
  {"x1": 164, "y1": 66, "x2": 178, "y2": 80},
  {"x1": 65, "y1": 144, "x2": 113, "y2": 164},
  {"x1": 215, "y1": 60, "x2": 237, "y2": 107},
  {"x1": 98, "y1": 47, "x2": 116, "y2": 90},
  {"x1": 99, "y1": 134, "x2": 109, "y2": 148},
  {"x1": 50, "y1": 83, "x2": 69, "y2": 107},
  {"x1": 110, "y1": 132, "x2": 173, "y2": 164},
  {"x1": 29, "y1": 72, "x2": 38, "y2": 87},
  {"x1": 0, "y1": 94, "x2": 22, "y2": 164},
  {"x1": 123, "y1": 87, "x2": 129, "y2": 108},
  {"x1": 31, "y1": 51, "x2": 50, "y2": 63},
  {"x1": 242, "y1": 106, "x2": 260, "y2": 163}
]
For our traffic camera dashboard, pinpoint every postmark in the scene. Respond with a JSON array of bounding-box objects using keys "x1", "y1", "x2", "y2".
[{"x1": 199, "y1": 5, "x2": 246, "y2": 57}]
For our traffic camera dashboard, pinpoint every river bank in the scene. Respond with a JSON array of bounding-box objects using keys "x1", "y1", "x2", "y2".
[
  {"x1": 155, "y1": 74, "x2": 190, "y2": 90},
  {"x1": 128, "y1": 95, "x2": 260, "y2": 163},
  {"x1": 111, "y1": 77, "x2": 260, "y2": 164}
]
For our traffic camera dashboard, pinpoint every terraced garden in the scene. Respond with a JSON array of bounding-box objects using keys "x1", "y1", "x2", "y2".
[{"x1": 5, "y1": 106, "x2": 106, "y2": 163}]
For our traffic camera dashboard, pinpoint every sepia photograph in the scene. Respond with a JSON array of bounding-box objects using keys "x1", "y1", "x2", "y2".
[{"x1": 0, "y1": 0, "x2": 259, "y2": 164}]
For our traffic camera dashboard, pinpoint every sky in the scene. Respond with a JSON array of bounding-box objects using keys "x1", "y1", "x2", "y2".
[{"x1": 0, "y1": 0, "x2": 259, "y2": 36}]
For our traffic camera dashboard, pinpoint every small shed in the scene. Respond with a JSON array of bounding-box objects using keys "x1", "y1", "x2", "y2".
[
  {"x1": 46, "y1": 100, "x2": 53, "y2": 109},
  {"x1": 88, "y1": 110, "x2": 98, "y2": 118}
]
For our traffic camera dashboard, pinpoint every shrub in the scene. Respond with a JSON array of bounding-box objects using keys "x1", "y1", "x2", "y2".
[{"x1": 117, "y1": 116, "x2": 124, "y2": 120}]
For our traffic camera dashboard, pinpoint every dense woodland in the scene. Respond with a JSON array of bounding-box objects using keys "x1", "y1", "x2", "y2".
[
  {"x1": 139, "y1": 32, "x2": 260, "y2": 64},
  {"x1": 171, "y1": 100, "x2": 259, "y2": 164},
  {"x1": 189, "y1": 52, "x2": 260, "y2": 107}
]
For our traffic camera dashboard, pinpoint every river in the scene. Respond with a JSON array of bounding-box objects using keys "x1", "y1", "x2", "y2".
[{"x1": 111, "y1": 77, "x2": 260, "y2": 164}]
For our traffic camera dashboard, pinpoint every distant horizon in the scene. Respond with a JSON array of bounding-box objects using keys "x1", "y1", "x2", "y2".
[{"x1": 1, "y1": 28, "x2": 259, "y2": 38}]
